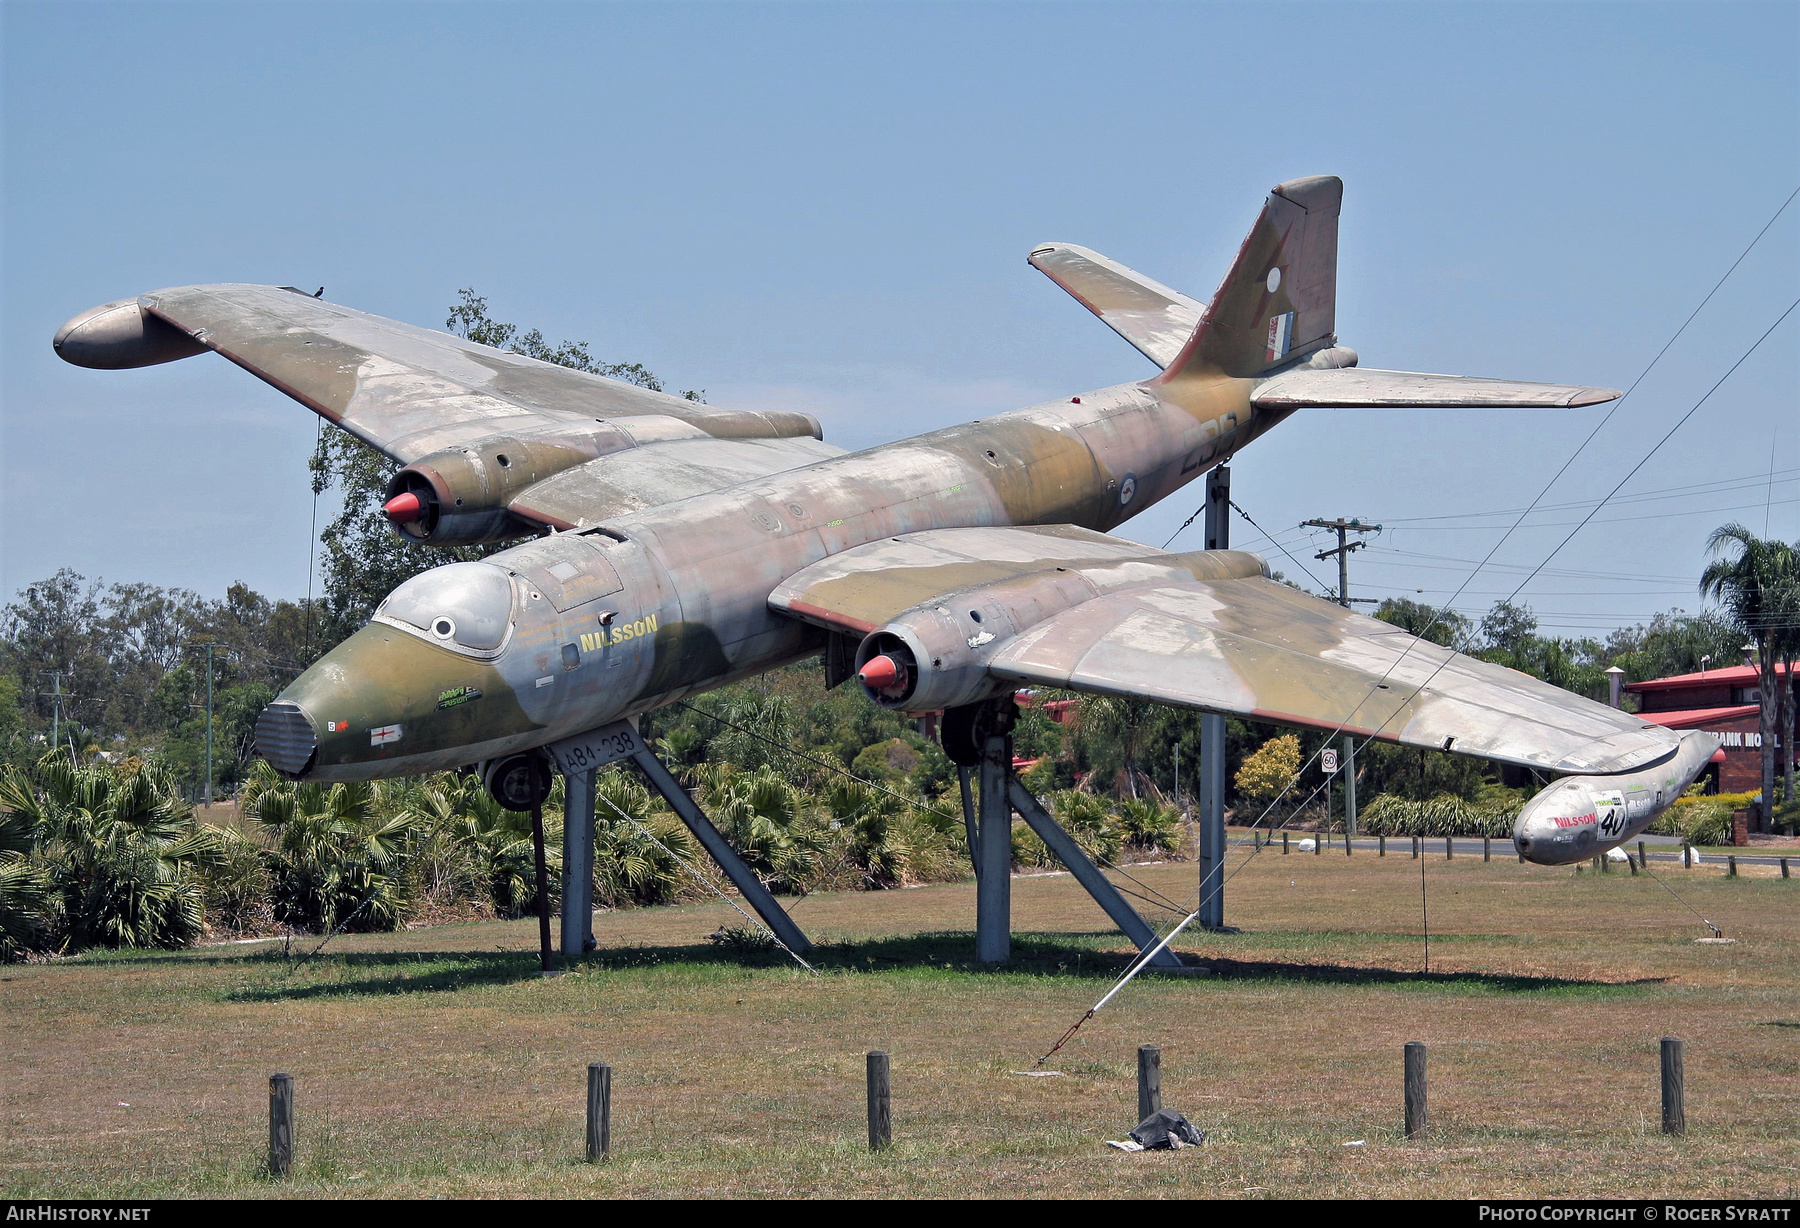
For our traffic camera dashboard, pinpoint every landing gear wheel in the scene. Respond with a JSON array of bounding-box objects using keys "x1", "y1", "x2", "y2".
[
  {"x1": 940, "y1": 697, "x2": 1019, "y2": 767},
  {"x1": 483, "y1": 751, "x2": 553, "y2": 810}
]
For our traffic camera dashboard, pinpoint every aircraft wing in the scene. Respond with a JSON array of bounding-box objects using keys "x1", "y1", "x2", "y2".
[
  {"x1": 771, "y1": 526, "x2": 1678, "y2": 776},
  {"x1": 58, "y1": 283, "x2": 821, "y2": 465},
  {"x1": 1251, "y1": 367, "x2": 1620, "y2": 409},
  {"x1": 1028, "y1": 244, "x2": 1205, "y2": 369}
]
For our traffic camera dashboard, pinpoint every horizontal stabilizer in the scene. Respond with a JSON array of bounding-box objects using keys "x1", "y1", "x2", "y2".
[
  {"x1": 1253, "y1": 367, "x2": 1620, "y2": 409},
  {"x1": 1028, "y1": 244, "x2": 1205, "y2": 369}
]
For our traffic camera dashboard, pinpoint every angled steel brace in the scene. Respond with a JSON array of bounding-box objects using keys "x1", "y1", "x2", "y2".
[
  {"x1": 630, "y1": 746, "x2": 815, "y2": 956},
  {"x1": 1007, "y1": 775, "x2": 1185, "y2": 969}
]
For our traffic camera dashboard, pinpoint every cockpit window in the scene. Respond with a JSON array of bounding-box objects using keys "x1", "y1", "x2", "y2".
[{"x1": 376, "y1": 562, "x2": 515, "y2": 653}]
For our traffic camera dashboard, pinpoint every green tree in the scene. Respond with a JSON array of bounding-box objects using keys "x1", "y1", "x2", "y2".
[
  {"x1": 1235, "y1": 734, "x2": 1301, "y2": 816},
  {"x1": 241, "y1": 763, "x2": 417, "y2": 932},
  {"x1": 1373, "y1": 597, "x2": 1470, "y2": 647},
  {"x1": 0, "y1": 756, "x2": 219, "y2": 951},
  {"x1": 308, "y1": 290, "x2": 693, "y2": 642},
  {"x1": 1700, "y1": 524, "x2": 1798, "y2": 809}
]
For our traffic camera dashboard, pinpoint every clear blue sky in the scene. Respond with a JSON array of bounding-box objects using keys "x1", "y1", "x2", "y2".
[{"x1": 4, "y1": 1, "x2": 1795, "y2": 641}]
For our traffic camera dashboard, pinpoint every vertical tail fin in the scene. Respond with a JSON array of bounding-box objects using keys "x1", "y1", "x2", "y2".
[{"x1": 1158, "y1": 175, "x2": 1342, "y2": 382}]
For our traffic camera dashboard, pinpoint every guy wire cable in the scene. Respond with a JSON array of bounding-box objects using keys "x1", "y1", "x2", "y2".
[
  {"x1": 1635, "y1": 853, "x2": 1724, "y2": 940},
  {"x1": 1031, "y1": 202, "x2": 1798, "y2": 1063}
]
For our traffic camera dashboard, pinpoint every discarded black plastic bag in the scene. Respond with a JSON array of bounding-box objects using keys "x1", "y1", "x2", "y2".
[{"x1": 1105, "y1": 1108, "x2": 1207, "y2": 1151}]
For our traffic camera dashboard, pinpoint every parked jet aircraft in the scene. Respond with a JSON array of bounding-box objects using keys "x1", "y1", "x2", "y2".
[{"x1": 56, "y1": 175, "x2": 1711, "y2": 913}]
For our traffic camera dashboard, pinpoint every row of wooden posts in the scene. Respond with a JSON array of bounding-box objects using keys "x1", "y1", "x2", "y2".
[
  {"x1": 1254, "y1": 828, "x2": 1791, "y2": 879},
  {"x1": 263, "y1": 1038, "x2": 1691, "y2": 1175}
]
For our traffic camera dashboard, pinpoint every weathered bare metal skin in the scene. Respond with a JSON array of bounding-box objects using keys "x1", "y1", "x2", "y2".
[
  {"x1": 53, "y1": 299, "x2": 208, "y2": 369},
  {"x1": 58, "y1": 175, "x2": 1691, "y2": 859}
]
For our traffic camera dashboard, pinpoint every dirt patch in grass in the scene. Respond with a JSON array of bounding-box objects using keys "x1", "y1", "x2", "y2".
[{"x1": 3, "y1": 849, "x2": 1796, "y2": 1198}]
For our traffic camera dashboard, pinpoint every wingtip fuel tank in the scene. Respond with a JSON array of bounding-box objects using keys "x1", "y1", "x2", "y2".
[
  {"x1": 54, "y1": 298, "x2": 208, "y2": 369},
  {"x1": 1514, "y1": 731, "x2": 1717, "y2": 864}
]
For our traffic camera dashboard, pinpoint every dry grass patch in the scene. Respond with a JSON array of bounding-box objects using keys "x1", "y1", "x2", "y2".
[{"x1": 3, "y1": 846, "x2": 1797, "y2": 1198}]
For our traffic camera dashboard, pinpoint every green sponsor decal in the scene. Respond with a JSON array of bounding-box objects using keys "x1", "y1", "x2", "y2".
[{"x1": 436, "y1": 685, "x2": 483, "y2": 710}]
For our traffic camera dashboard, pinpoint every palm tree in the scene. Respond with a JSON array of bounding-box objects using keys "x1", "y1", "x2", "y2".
[
  {"x1": 241, "y1": 761, "x2": 417, "y2": 932},
  {"x1": 0, "y1": 755, "x2": 219, "y2": 951},
  {"x1": 1700, "y1": 524, "x2": 1799, "y2": 814}
]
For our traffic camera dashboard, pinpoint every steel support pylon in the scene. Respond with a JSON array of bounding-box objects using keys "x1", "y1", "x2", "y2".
[
  {"x1": 561, "y1": 766, "x2": 597, "y2": 956},
  {"x1": 976, "y1": 731, "x2": 1013, "y2": 964},
  {"x1": 1199, "y1": 464, "x2": 1230, "y2": 930},
  {"x1": 631, "y1": 747, "x2": 814, "y2": 956},
  {"x1": 1009, "y1": 778, "x2": 1183, "y2": 968}
]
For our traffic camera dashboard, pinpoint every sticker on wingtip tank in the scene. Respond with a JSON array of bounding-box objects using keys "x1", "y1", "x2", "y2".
[{"x1": 370, "y1": 724, "x2": 402, "y2": 746}]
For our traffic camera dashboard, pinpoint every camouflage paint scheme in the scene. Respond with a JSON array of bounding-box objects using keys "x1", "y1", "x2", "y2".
[{"x1": 55, "y1": 175, "x2": 1707, "y2": 864}]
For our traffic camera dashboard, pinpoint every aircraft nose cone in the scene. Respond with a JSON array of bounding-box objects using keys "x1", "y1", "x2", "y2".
[{"x1": 255, "y1": 700, "x2": 319, "y2": 777}]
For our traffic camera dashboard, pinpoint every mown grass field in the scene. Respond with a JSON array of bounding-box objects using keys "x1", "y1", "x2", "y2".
[{"x1": 4, "y1": 839, "x2": 1797, "y2": 1199}]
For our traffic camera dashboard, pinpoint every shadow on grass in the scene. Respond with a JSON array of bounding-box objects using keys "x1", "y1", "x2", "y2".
[{"x1": 216, "y1": 930, "x2": 1654, "y2": 1002}]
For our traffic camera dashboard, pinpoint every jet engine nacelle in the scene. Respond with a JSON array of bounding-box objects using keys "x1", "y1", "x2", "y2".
[
  {"x1": 384, "y1": 438, "x2": 586, "y2": 545},
  {"x1": 384, "y1": 410, "x2": 829, "y2": 546},
  {"x1": 852, "y1": 567, "x2": 1101, "y2": 712},
  {"x1": 854, "y1": 619, "x2": 1011, "y2": 714}
]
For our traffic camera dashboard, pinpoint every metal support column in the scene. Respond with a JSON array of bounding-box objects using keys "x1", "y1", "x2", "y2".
[
  {"x1": 561, "y1": 766, "x2": 597, "y2": 956},
  {"x1": 1342, "y1": 735, "x2": 1358, "y2": 838},
  {"x1": 631, "y1": 746, "x2": 814, "y2": 955},
  {"x1": 976, "y1": 730, "x2": 1013, "y2": 964},
  {"x1": 957, "y1": 765, "x2": 980, "y2": 884},
  {"x1": 1009, "y1": 777, "x2": 1183, "y2": 968},
  {"x1": 1199, "y1": 464, "x2": 1230, "y2": 930}
]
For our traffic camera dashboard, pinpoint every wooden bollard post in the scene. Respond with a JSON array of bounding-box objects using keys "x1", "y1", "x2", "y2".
[
  {"x1": 1629, "y1": 853, "x2": 1638, "y2": 876},
  {"x1": 1483, "y1": 835, "x2": 1491, "y2": 862},
  {"x1": 1728, "y1": 855, "x2": 1737, "y2": 878},
  {"x1": 586, "y1": 1061, "x2": 612, "y2": 1162},
  {"x1": 1379, "y1": 833, "x2": 1386, "y2": 857},
  {"x1": 1412, "y1": 835, "x2": 1420, "y2": 859},
  {"x1": 1282, "y1": 831, "x2": 1289, "y2": 855},
  {"x1": 1602, "y1": 852, "x2": 1612, "y2": 873},
  {"x1": 1137, "y1": 1044, "x2": 1162, "y2": 1122},
  {"x1": 867, "y1": 1051, "x2": 891, "y2": 1151},
  {"x1": 268, "y1": 1072, "x2": 294, "y2": 1178},
  {"x1": 1684, "y1": 843, "x2": 1693, "y2": 869},
  {"x1": 1782, "y1": 857, "x2": 1790, "y2": 879},
  {"x1": 1314, "y1": 831, "x2": 1322, "y2": 855},
  {"x1": 1661, "y1": 1037, "x2": 1684, "y2": 1136},
  {"x1": 1446, "y1": 837, "x2": 1454, "y2": 860},
  {"x1": 1639, "y1": 840, "x2": 1647, "y2": 869},
  {"x1": 1404, "y1": 1042, "x2": 1427, "y2": 1140}
]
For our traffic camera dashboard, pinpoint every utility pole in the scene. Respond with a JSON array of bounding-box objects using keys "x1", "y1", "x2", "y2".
[
  {"x1": 1303, "y1": 517, "x2": 1382, "y2": 838},
  {"x1": 1198, "y1": 465, "x2": 1231, "y2": 930},
  {"x1": 203, "y1": 643, "x2": 214, "y2": 808},
  {"x1": 184, "y1": 643, "x2": 217, "y2": 807},
  {"x1": 41, "y1": 672, "x2": 69, "y2": 759}
]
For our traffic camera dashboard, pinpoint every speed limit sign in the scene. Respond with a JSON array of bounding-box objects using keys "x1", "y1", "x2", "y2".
[{"x1": 1321, "y1": 748, "x2": 1339, "y2": 774}]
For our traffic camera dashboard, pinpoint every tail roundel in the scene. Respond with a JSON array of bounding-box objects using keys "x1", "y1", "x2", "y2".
[{"x1": 1161, "y1": 174, "x2": 1343, "y2": 381}]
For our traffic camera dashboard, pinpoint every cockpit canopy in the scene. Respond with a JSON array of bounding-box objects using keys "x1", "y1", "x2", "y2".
[{"x1": 375, "y1": 562, "x2": 516, "y2": 654}]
